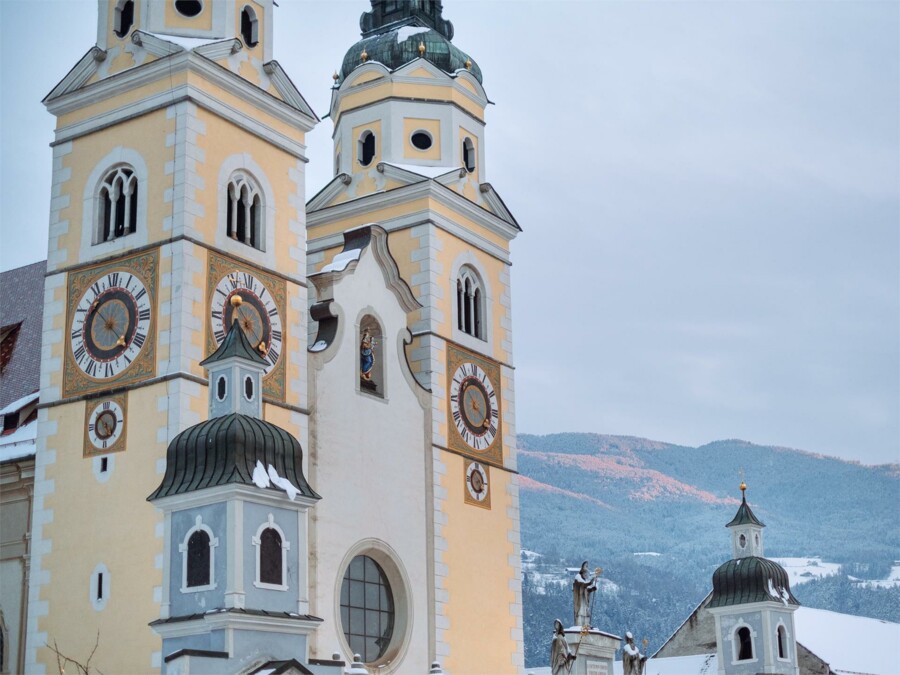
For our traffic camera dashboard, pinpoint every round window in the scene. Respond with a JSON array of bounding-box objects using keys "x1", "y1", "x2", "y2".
[
  {"x1": 340, "y1": 555, "x2": 394, "y2": 663},
  {"x1": 216, "y1": 375, "x2": 227, "y2": 401},
  {"x1": 244, "y1": 375, "x2": 255, "y2": 401},
  {"x1": 174, "y1": 0, "x2": 202, "y2": 17},
  {"x1": 411, "y1": 131, "x2": 432, "y2": 151}
]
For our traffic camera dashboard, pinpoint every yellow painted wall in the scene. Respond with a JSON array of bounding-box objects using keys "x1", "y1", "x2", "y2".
[
  {"x1": 403, "y1": 118, "x2": 441, "y2": 161},
  {"x1": 439, "y1": 452, "x2": 518, "y2": 674},
  {"x1": 164, "y1": 0, "x2": 212, "y2": 31},
  {"x1": 352, "y1": 119, "x2": 382, "y2": 172}
]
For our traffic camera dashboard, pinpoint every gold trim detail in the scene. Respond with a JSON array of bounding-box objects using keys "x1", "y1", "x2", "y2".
[
  {"x1": 463, "y1": 459, "x2": 491, "y2": 510},
  {"x1": 83, "y1": 392, "x2": 128, "y2": 457},
  {"x1": 446, "y1": 343, "x2": 503, "y2": 464}
]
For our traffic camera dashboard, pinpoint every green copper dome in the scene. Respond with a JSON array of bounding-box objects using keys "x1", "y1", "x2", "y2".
[
  {"x1": 338, "y1": 1, "x2": 482, "y2": 84},
  {"x1": 709, "y1": 556, "x2": 799, "y2": 608}
]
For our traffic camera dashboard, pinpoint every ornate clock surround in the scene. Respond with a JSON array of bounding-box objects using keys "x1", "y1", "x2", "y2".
[
  {"x1": 206, "y1": 252, "x2": 287, "y2": 402},
  {"x1": 83, "y1": 392, "x2": 128, "y2": 456},
  {"x1": 64, "y1": 249, "x2": 159, "y2": 398},
  {"x1": 446, "y1": 343, "x2": 503, "y2": 464}
]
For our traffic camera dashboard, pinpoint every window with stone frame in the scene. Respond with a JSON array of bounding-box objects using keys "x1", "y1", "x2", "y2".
[
  {"x1": 736, "y1": 626, "x2": 753, "y2": 661},
  {"x1": 225, "y1": 171, "x2": 263, "y2": 250},
  {"x1": 186, "y1": 529, "x2": 211, "y2": 587},
  {"x1": 113, "y1": 0, "x2": 135, "y2": 38},
  {"x1": 97, "y1": 165, "x2": 138, "y2": 243},
  {"x1": 259, "y1": 527, "x2": 283, "y2": 585}
]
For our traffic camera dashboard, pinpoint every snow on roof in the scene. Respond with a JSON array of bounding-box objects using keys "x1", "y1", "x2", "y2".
[
  {"x1": 795, "y1": 606, "x2": 900, "y2": 675},
  {"x1": 0, "y1": 420, "x2": 36, "y2": 462},
  {"x1": 320, "y1": 248, "x2": 361, "y2": 273},
  {"x1": 618, "y1": 654, "x2": 717, "y2": 675},
  {"x1": 396, "y1": 26, "x2": 430, "y2": 43},
  {"x1": 384, "y1": 162, "x2": 459, "y2": 179},
  {"x1": 0, "y1": 391, "x2": 38, "y2": 417}
]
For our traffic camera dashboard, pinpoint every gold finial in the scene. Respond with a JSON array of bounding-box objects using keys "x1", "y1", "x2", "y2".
[
  {"x1": 739, "y1": 467, "x2": 746, "y2": 494},
  {"x1": 360, "y1": 48, "x2": 368, "y2": 62},
  {"x1": 465, "y1": 57, "x2": 472, "y2": 70},
  {"x1": 332, "y1": 70, "x2": 339, "y2": 82},
  {"x1": 418, "y1": 41, "x2": 426, "y2": 56},
  {"x1": 230, "y1": 294, "x2": 243, "y2": 307}
]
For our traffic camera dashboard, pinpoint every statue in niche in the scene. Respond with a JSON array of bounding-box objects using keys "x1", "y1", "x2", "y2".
[
  {"x1": 572, "y1": 561, "x2": 600, "y2": 628},
  {"x1": 550, "y1": 619, "x2": 576, "y2": 675},
  {"x1": 360, "y1": 329, "x2": 374, "y2": 383},
  {"x1": 622, "y1": 632, "x2": 648, "y2": 675},
  {"x1": 358, "y1": 317, "x2": 383, "y2": 395}
]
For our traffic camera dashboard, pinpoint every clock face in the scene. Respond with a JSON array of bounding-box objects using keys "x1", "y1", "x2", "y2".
[
  {"x1": 466, "y1": 461, "x2": 489, "y2": 502},
  {"x1": 87, "y1": 399, "x2": 125, "y2": 451},
  {"x1": 210, "y1": 271, "x2": 282, "y2": 373},
  {"x1": 449, "y1": 361, "x2": 499, "y2": 452},
  {"x1": 70, "y1": 271, "x2": 152, "y2": 380}
]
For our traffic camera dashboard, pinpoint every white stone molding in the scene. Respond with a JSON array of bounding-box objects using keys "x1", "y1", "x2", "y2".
[
  {"x1": 252, "y1": 513, "x2": 290, "y2": 591},
  {"x1": 178, "y1": 514, "x2": 219, "y2": 593},
  {"x1": 730, "y1": 619, "x2": 758, "y2": 665}
]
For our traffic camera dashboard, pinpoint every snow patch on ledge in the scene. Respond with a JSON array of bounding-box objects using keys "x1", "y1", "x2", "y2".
[
  {"x1": 321, "y1": 249, "x2": 361, "y2": 273},
  {"x1": 396, "y1": 26, "x2": 430, "y2": 43}
]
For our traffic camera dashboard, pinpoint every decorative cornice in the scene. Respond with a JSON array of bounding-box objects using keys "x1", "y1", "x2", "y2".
[
  {"x1": 43, "y1": 47, "x2": 103, "y2": 102},
  {"x1": 150, "y1": 482, "x2": 318, "y2": 512},
  {"x1": 193, "y1": 38, "x2": 243, "y2": 61},
  {"x1": 262, "y1": 60, "x2": 319, "y2": 122},
  {"x1": 130, "y1": 30, "x2": 183, "y2": 58}
]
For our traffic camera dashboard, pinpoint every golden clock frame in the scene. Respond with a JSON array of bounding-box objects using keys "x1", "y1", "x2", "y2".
[
  {"x1": 205, "y1": 252, "x2": 287, "y2": 402},
  {"x1": 63, "y1": 249, "x2": 159, "y2": 398},
  {"x1": 446, "y1": 342, "x2": 503, "y2": 465},
  {"x1": 83, "y1": 392, "x2": 128, "y2": 457},
  {"x1": 463, "y1": 458, "x2": 491, "y2": 510}
]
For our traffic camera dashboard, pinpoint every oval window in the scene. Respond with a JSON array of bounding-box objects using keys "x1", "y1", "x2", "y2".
[
  {"x1": 739, "y1": 533, "x2": 747, "y2": 548},
  {"x1": 174, "y1": 0, "x2": 202, "y2": 17},
  {"x1": 216, "y1": 375, "x2": 227, "y2": 401},
  {"x1": 411, "y1": 131, "x2": 432, "y2": 151},
  {"x1": 340, "y1": 555, "x2": 395, "y2": 663},
  {"x1": 244, "y1": 375, "x2": 255, "y2": 401}
]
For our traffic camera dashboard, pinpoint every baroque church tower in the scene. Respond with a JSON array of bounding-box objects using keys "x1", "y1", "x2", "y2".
[
  {"x1": 28, "y1": 1, "x2": 316, "y2": 671},
  {"x1": 305, "y1": 1, "x2": 525, "y2": 672}
]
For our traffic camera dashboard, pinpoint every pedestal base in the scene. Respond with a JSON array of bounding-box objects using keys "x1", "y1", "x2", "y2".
[{"x1": 563, "y1": 628, "x2": 621, "y2": 675}]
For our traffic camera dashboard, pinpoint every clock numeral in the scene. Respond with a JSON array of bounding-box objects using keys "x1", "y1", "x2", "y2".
[
  {"x1": 452, "y1": 409, "x2": 462, "y2": 423},
  {"x1": 270, "y1": 329, "x2": 282, "y2": 343},
  {"x1": 90, "y1": 282, "x2": 102, "y2": 297},
  {"x1": 125, "y1": 274, "x2": 134, "y2": 291},
  {"x1": 134, "y1": 287, "x2": 147, "y2": 301},
  {"x1": 267, "y1": 307, "x2": 278, "y2": 318},
  {"x1": 242, "y1": 272, "x2": 253, "y2": 289},
  {"x1": 488, "y1": 423, "x2": 497, "y2": 438},
  {"x1": 73, "y1": 344, "x2": 87, "y2": 363},
  {"x1": 71, "y1": 327, "x2": 82, "y2": 341},
  {"x1": 228, "y1": 274, "x2": 239, "y2": 290},
  {"x1": 85, "y1": 360, "x2": 98, "y2": 377},
  {"x1": 215, "y1": 287, "x2": 228, "y2": 298},
  {"x1": 102, "y1": 440, "x2": 108, "y2": 449},
  {"x1": 267, "y1": 348, "x2": 280, "y2": 366},
  {"x1": 211, "y1": 309, "x2": 223, "y2": 321},
  {"x1": 132, "y1": 332, "x2": 146, "y2": 349},
  {"x1": 88, "y1": 423, "x2": 95, "y2": 432},
  {"x1": 450, "y1": 393, "x2": 458, "y2": 403},
  {"x1": 102, "y1": 401, "x2": 111, "y2": 411},
  {"x1": 259, "y1": 286, "x2": 267, "y2": 300},
  {"x1": 137, "y1": 308, "x2": 151, "y2": 322},
  {"x1": 214, "y1": 329, "x2": 226, "y2": 344},
  {"x1": 108, "y1": 272, "x2": 120, "y2": 287},
  {"x1": 104, "y1": 363, "x2": 114, "y2": 378}
]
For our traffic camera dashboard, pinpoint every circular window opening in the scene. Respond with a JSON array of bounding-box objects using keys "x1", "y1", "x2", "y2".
[
  {"x1": 174, "y1": 0, "x2": 202, "y2": 17},
  {"x1": 244, "y1": 375, "x2": 255, "y2": 401},
  {"x1": 410, "y1": 131, "x2": 433, "y2": 151},
  {"x1": 216, "y1": 375, "x2": 227, "y2": 401},
  {"x1": 340, "y1": 555, "x2": 394, "y2": 663}
]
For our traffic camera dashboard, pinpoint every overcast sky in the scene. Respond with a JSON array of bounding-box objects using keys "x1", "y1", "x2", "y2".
[{"x1": 1, "y1": 1, "x2": 897, "y2": 465}]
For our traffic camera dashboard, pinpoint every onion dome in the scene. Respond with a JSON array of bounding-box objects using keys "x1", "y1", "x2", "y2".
[
  {"x1": 709, "y1": 556, "x2": 799, "y2": 608},
  {"x1": 338, "y1": 1, "x2": 481, "y2": 84},
  {"x1": 726, "y1": 482, "x2": 765, "y2": 528},
  {"x1": 148, "y1": 413, "x2": 319, "y2": 501}
]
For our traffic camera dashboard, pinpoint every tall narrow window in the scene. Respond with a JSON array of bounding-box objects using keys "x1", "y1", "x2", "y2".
[
  {"x1": 462, "y1": 137, "x2": 475, "y2": 173},
  {"x1": 456, "y1": 266, "x2": 486, "y2": 340},
  {"x1": 777, "y1": 625, "x2": 787, "y2": 659},
  {"x1": 114, "y1": 0, "x2": 135, "y2": 38},
  {"x1": 241, "y1": 6, "x2": 258, "y2": 47},
  {"x1": 736, "y1": 626, "x2": 753, "y2": 661},
  {"x1": 97, "y1": 166, "x2": 138, "y2": 243},
  {"x1": 186, "y1": 530, "x2": 211, "y2": 587},
  {"x1": 259, "y1": 528, "x2": 282, "y2": 585},
  {"x1": 358, "y1": 131, "x2": 376, "y2": 167},
  {"x1": 225, "y1": 172, "x2": 263, "y2": 250}
]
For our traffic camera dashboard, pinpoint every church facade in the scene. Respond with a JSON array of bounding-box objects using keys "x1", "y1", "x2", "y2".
[{"x1": 25, "y1": 1, "x2": 524, "y2": 673}]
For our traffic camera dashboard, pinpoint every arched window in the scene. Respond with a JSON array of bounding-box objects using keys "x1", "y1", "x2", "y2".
[
  {"x1": 241, "y1": 5, "x2": 258, "y2": 47},
  {"x1": 777, "y1": 624, "x2": 787, "y2": 659},
  {"x1": 462, "y1": 137, "x2": 475, "y2": 173},
  {"x1": 358, "y1": 131, "x2": 376, "y2": 167},
  {"x1": 340, "y1": 555, "x2": 395, "y2": 663},
  {"x1": 456, "y1": 266, "x2": 485, "y2": 340},
  {"x1": 97, "y1": 166, "x2": 138, "y2": 243},
  {"x1": 179, "y1": 516, "x2": 217, "y2": 592},
  {"x1": 114, "y1": 0, "x2": 135, "y2": 38},
  {"x1": 253, "y1": 514, "x2": 289, "y2": 590},
  {"x1": 186, "y1": 530, "x2": 211, "y2": 587},
  {"x1": 736, "y1": 626, "x2": 753, "y2": 661},
  {"x1": 226, "y1": 171, "x2": 262, "y2": 250}
]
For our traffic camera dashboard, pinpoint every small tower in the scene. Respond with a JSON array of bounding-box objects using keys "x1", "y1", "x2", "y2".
[
  {"x1": 148, "y1": 324, "x2": 341, "y2": 675},
  {"x1": 708, "y1": 485, "x2": 800, "y2": 675}
]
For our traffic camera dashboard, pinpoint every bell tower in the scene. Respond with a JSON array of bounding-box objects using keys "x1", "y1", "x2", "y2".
[
  {"x1": 306, "y1": 2, "x2": 525, "y2": 672},
  {"x1": 28, "y1": 1, "x2": 316, "y2": 671}
]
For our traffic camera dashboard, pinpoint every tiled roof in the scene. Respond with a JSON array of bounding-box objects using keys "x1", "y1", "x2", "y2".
[{"x1": 0, "y1": 261, "x2": 45, "y2": 410}]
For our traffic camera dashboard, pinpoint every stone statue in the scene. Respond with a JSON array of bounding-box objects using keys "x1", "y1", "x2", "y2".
[
  {"x1": 622, "y1": 631, "x2": 647, "y2": 675},
  {"x1": 359, "y1": 329, "x2": 374, "y2": 382},
  {"x1": 550, "y1": 619, "x2": 576, "y2": 675},
  {"x1": 572, "y1": 561, "x2": 599, "y2": 627}
]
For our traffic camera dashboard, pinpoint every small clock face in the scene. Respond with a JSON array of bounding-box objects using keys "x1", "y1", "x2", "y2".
[
  {"x1": 466, "y1": 461, "x2": 489, "y2": 502},
  {"x1": 70, "y1": 271, "x2": 152, "y2": 380},
  {"x1": 210, "y1": 271, "x2": 282, "y2": 373},
  {"x1": 87, "y1": 399, "x2": 124, "y2": 451},
  {"x1": 449, "y1": 362, "x2": 498, "y2": 452}
]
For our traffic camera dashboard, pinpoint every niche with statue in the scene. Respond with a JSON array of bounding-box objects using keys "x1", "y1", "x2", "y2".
[{"x1": 358, "y1": 315, "x2": 384, "y2": 396}]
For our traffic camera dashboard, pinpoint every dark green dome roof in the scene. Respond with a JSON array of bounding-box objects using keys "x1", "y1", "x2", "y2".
[
  {"x1": 709, "y1": 556, "x2": 799, "y2": 608},
  {"x1": 339, "y1": 25, "x2": 481, "y2": 84},
  {"x1": 148, "y1": 413, "x2": 319, "y2": 501}
]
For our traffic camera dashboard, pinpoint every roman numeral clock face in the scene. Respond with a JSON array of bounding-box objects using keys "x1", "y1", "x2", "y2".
[
  {"x1": 449, "y1": 361, "x2": 500, "y2": 454},
  {"x1": 70, "y1": 271, "x2": 152, "y2": 380},
  {"x1": 210, "y1": 271, "x2": 282, "y2": 373}
]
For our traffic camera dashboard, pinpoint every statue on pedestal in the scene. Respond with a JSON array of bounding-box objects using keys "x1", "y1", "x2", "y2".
[
  {"x1": 622, "y1": 631, "x2": 648, "y2": 675},
  {"x1": 550, "y1": 619, "x2": 576, "y2": 675},
  {"x1": 572, "y1": 561, "x2": 600, "y2": 628}
]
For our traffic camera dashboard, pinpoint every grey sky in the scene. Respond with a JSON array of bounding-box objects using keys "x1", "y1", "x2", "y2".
[{"x1": 1, "y1": 1, "x2": 897, "y2": 464}]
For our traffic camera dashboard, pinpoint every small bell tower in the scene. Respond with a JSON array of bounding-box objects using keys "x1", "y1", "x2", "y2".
[
  {"x1": 199, "y1": 318, "x2": 267, "y2": 419},
  {"x1": 728, "y1": 481, "x2": 765, "y2": 559}
]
